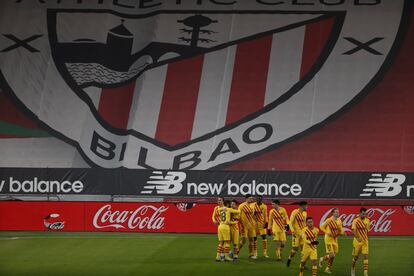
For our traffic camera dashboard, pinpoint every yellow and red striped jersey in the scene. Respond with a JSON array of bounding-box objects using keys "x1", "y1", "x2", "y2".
[
  {"x1": 218, "y1": 207, "x2": 240, "y2": 227},
  {"x1": 352, "y1": 217, "x2": 370, "y2": 243},
  {"x1": 289, "y1": 208, "x2": 307, "y2": 234},
  {"x1": 302, "y1": 226, "x2": 319, "y2": 250},
  {"x1": 211, "y1": 205, "x2": 221, "y2": 224},
  {"x1": 238, "y1": 202, "x2": 256, "y2": 227},
  {"x1": 268, "y1": 207, "x2": 289, "y2": 232},
  {"x1": 253, "y1": 202, "x2": 268, "y2": 225},
  {"x1": 320, "y1": 217, "x2": 344, "y2": 240},
  {"x1": 230, "y1": 211, "x2": 240, "y2": 231}
]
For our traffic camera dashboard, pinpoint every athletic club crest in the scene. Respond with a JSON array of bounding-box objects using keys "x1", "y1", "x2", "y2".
[{"x1": 0, "y1": 1, "x2": 409, "y2": 170}]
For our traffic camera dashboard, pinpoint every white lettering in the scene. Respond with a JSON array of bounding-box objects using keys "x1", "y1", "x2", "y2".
[
  {"x1": 93, "y1": 204, "x2": 168, "y2": 230},
  {"x1": 9, "y1": 177, "x2": 21, "y2": 192},
  {"x1": 0, "y1": 180, "x2": 5, "y2": 192},
  {"x1": 198, "y1": 183, "x2": 209, "y2": 195},
  {"x1": 407, "y1": 185, "x2": 414, "y2": 197},
  {"x1": 291, "y1": 184, "x2": 302, "y2": 196},
  {"x1": 225, "y1": 181, "x2": 302, "y2": 196},
  {"x1": 6, "y1": 177, "x2": 84, "y2": 194},
  {"x1": 187, "y1": 182, "x2": 197, "y2": 194},
  {"x1": 320, "y1": 207, "x2": 395, "y2": 234},
  {"x1": 186, "y1": 182, "x2": 224, "y2": 195},
  {"x1": 209, "y1": 183, "x2": 223, "y2": 195},
  {"x1": 228, "y1": 181, "x2": 239, "y2": 195},
  {"x1": 279, "y1": 184, "x2": 290, "y2": 196},
  {"x1": 72, "y1": 181, "x2": 84, "y2": 193}
]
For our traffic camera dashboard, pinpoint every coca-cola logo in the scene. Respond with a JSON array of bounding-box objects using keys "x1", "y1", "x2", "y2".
[
  {"x1": 93, "y1": 204, "x2": 168, "y2": 230},
  {"x1": 175, "y1": 203, "x2": 196, "y2": 212},
  {"x1": 44, "y1": 213, "x2": 65, "y2": 230},
  {"x1": 403, "y1": 206, "x2": 414, "y2": 215},
  {"x1": 319, "y1": 208, "x2": 396, "y2": 234}
]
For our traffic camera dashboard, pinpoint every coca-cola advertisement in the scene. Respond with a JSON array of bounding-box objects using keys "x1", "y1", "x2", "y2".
[
  {"x1": 0, "y1": 202, "x2": 413, "y2": 235},
  {"x1": 85, "y1": 203, "x2": 215, "y2": 232},
  {"x1": 0, "y1": 201, "x2": 84, "y2": 231},
  {"x1": 316, "y1": 206, "x2": 401, "y2": 235}
]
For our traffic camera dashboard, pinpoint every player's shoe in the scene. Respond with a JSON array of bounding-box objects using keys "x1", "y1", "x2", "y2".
[
  {"x1": 276, "y1": 258, "x2": 282, "y2": 262},
  {"x1": 215, "y1": 257, "x2": 221, "y2": 262},
  {"x1": 263, "y1": 254, "x2": 270, "y2": 258},
  {"x1": 250, "y1": 255, "x2": 258, "y2": 260},
  {"x1": 233, "y1": 254, "x2": 238, "y2": 260},
  {"x1": 351, "y1": 268, "x2": 355, "y2": 276},
  {"x1": 286, "y1": 258, "x2": 291, "y2": 267},
  {"x1": 225, "y1": 257, "x2": 234, "y2": 262},
  {"x1": 319, "y1": 257, "x2": 324, "y2": 268},
  {"x1": 324, "y1": 267, "x2": 332, "y2": 274}
]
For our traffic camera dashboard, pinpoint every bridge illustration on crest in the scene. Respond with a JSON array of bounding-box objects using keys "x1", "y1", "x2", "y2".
[{"x1": 55, "y1": 15, "x2": 218, "y2": 75}]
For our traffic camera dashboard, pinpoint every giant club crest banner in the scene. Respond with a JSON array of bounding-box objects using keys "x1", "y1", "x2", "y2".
[{"x1": 0, "y1": 1, "x2": 412, "y2": 172}]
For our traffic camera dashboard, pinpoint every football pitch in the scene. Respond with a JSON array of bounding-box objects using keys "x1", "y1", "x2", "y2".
[{"x1": 0, "y1": 232, "x2": 413, "y2": 276}]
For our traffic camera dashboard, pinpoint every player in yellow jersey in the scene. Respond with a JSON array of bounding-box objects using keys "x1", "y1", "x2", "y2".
[
  {"x1": 268, "y1": 199, "x2": 289, "y2": 261},
  {"x1": 212, "y1": 197, "x2": 225, "y2": 260},
  {"x1": 238, "y1": 194, "x2": 258, "y2": 259},
  {"x1": 230, "y1": 200, "x2": 240, "y2": 259},
  {"x1": 299, "y1": 217, "x2": 319, "y2": 276},
  {"x1": 319, "y1": 208, "x2": 345, "y2": 274},
  {"x1": 216, "y1": 200, "x2": 240, "y2": 262},
  {"x1": 287, "y1": 201, "x2": 308, "y2": 267},
  {"x1": 351, "y1": 208, "x2": 370, "y2": 276},
  {"x1": 254, "y1": 196, "x2": 269, "y2": 258}
]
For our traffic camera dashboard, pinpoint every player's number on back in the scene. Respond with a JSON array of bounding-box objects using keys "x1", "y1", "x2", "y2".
[{"x1": 220, "y1": 211, "x2": 226, "y2": 222}]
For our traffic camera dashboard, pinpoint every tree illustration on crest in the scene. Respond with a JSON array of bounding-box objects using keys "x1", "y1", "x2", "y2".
[{"x1": 178, "y1": 14, "x2": 218, "y2": 47}]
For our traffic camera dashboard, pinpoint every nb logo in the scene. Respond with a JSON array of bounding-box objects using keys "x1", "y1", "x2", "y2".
[
  {"x1": 360, "y1": 173, "x2": 406, "y2": 197},
  {"x1": 141, "y1": 171, "x2": 186, "y2": 195}
]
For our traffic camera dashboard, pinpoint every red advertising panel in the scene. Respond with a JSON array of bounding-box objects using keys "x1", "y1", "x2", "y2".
[
  {"x1": 0, "y1": 201, "x2": 85, "y2": 231},
  {"x1": 84, "y1": 202, "x2": 216, "y2": 233},
  {"x1": 1, "y1": 202, "x2": 413, "y2": 235}
]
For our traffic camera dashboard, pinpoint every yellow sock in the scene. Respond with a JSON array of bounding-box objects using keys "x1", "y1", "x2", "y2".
[
  {"x1": 254, "y1": 240, "x2": 258, "y2": 256},
  {"x1": 234, "y1": 245, "x2": 239, "y2": 255},
  {"x1": 224, "y1": 243, "x2": 230, "y2": 258},
  {"x1": 352, "y1": 257, "x2": 357, "y2": 269},
  {"x1": 216, "y1": 244, "x2": 223, "y2": 258},
  {"x1": 312, "y1": 265, "x2": 317, "y2": 276},
  {"x1": 328, "y1": 257, "x2": 334, "y2": 269},
  {"x1": 363, "y1": 260, "x2": 368, "y2": 273},
  {"x1": 239, "y1": 239, "x2": 245, "y2": 251},
  {"x1": 289, "y1": 249, "x2": 296, "y2": 259},
  {"x1": 300, "y1": 262, "x2": 305, "y2": 272},
  {"x1": 263, "y1": 239, "x2": 268, "y2": 255},
  {"x1": 276, "y1": 248, "x2": 281, "y2": 259}
]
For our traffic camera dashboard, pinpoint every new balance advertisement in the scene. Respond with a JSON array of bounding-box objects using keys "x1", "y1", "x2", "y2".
[
  {"x1": 1, "y1": 169, "x2": 413, "y2": 199},
  {"x1": 1, "y1": 202, "x2": 413, "y2": 235},
  {"x1": 0, "y1": 1, "x2": 413, "y2": 203}
]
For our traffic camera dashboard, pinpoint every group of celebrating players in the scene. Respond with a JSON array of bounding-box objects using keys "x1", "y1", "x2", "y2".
[{"x1": 212, "y1": 195, "x2": 370, "y2": 276}]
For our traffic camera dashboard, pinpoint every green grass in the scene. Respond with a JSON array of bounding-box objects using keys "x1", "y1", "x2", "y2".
[{"x1": 0, "y1": 232, "x2": 413, "y2": 276}]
